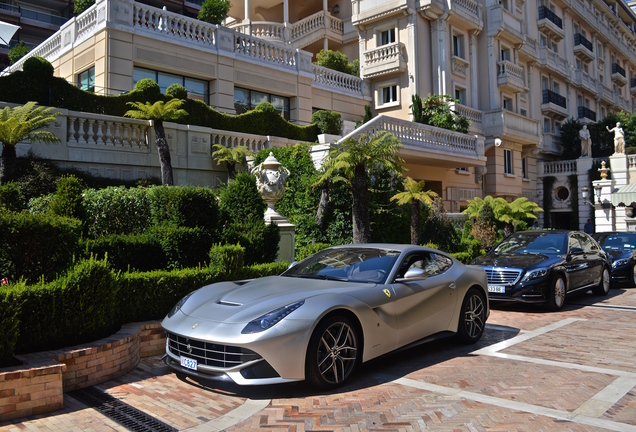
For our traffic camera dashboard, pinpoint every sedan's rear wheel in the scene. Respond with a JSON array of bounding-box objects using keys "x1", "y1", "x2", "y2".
[
  {"x1": 306, "y1": 315, "x2": 359, "y2": 389},
  {"x1": 457, "y1": 288, "x2": 486, "y2": 344},
  {"x1": 593, "y1": 266, "x2": 610, "y2": 296},
  {"x1": 548, "y1": 275, "x2": 566, "y2": 311}
]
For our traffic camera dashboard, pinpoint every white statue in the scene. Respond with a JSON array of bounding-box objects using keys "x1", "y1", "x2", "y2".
[
  {"x1": 606, "y1": 122, "x2": 626, "y2": 154},
  {"x1": 579, "y1": 125, "x2": 591, "y2": 157},
  {"x1": 251, "y1": 152, "x2": 290, "y2": 221}
]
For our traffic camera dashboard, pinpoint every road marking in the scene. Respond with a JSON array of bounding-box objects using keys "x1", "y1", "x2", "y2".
[{"x1": 385, "y1": 376, "x2": 636, "y2": 432}]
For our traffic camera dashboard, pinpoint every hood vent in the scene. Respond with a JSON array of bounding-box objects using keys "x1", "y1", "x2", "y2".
[{"x1": 217, "y1": 300, "x2": 242, "y2": 306}]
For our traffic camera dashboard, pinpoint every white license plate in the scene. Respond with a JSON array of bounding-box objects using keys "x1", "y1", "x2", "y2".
[
  {"x1": 180, "y1": 356, "x2": 197, "y2": 370},
  {"x1": 488, "y1": 285, "x2": 506, "y2": 293}
]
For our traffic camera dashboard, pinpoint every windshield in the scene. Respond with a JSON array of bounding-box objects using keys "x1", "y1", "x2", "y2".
[
  {"x1": 491, "y1": 232, "x2": 567, "y2": 255},
  {"x1": 594, "y1": 233, "x2": 636, "y2": 251},
  {"x1": 282, "y1": 247, "x2": 400, "y2": 284}
]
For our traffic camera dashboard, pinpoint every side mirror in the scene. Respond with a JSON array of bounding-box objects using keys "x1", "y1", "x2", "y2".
[
  {"x1": 570, "y1": 247, "x2": 584, "y2": 255},
  {"x1": 395, "y1": 267, "x2": 428, "y2": 283},
  {"x1": 484, "y1": 246, "x2": 493, "y2": 253}
]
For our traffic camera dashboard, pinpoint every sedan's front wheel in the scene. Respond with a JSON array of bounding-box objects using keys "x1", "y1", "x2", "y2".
[
  {"x1": 306, "y1": 315, "x2": 360, "y2": 389},
  {"x1": 548, "y1": 275, "x2": 566, "y2": 311},
  {"x1": 457, "y1": 288, "x2": 486, "y2": 344}
]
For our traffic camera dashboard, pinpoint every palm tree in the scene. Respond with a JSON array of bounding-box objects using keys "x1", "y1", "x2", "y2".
[
  {"x1": 390, "y1": 177, "x2": 438, "y2": 245},
  {"x1": 316, "y1": 131, "x2": 404, "y2": 243},
  {"x1": 0, "y1": 102, "x2": 59, "y2": 184},
  {"x1": 211, "y1": 144, "x2": 254, "y2": 180},
  {"x1": 125, "y1": 99, "x2": 187, "y2": 185},
  {"x1": 464, "y1": 195, "x2": 543, "y2": 235}
]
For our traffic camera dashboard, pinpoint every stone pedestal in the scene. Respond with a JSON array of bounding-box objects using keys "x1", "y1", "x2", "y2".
[
  {"x1": 593, "y1": 179, "x2": 616, "y2": 233},
  {"x1": 609, "y1": 154, "x2": 629, "y2": 186},
  {"x1": 577, "y1": 157, "x2": 593, "y2": 231}
]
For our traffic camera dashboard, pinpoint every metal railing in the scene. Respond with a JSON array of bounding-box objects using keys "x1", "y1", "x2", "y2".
[
  {"x1": 612, "y1": 63, "x2": 626, "y2": 77},
  {"x1": 542, "y1": 89, "x2": 566, "y2": 108},
  {"x1": 573, "y1": 33, "x2": 593, "y2": 51},
  {"x1": 538, "y1": 5, "x2": 562, "y2": 28},
  {"x1": 578, "y1": 106, "x2": 596, "y2": 121}
]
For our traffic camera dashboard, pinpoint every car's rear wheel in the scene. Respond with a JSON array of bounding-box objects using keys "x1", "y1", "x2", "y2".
[
  {"x1": 593, "y1": 266, "x2": 610, "y2": 295},
  {"x1": 457, "y1": 288, "x2": 486, "y2": 344},
  {"x1": 548, "y1": 275, "x2": 566, "y2": 311},
  {"x1": 306, "y1": 315, "x2": 359, "y2": 389}
]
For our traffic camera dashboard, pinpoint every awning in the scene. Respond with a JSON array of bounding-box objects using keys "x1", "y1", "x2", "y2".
[
  {"x1": 0, "y1": 20, "x2": 20, "y2": 46},
  {"x1": 611, "y1": 182, "x2": 636, "y2": 207}
]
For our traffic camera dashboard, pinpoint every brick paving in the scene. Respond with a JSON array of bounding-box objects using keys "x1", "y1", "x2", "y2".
[{"x1": 2, "y1": 288, "x2": 636, "y2": 432}]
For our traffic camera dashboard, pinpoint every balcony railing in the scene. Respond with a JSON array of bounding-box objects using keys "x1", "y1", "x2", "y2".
[
  {"x1": 21, "y1": 8, "x2": 68, "y2": 26},
  {"x1": 0, "y1": 3, "x2": 19, "y2": 13},
  {"x1": 612, "y1": 63, "x2": 626, "y2": 77},
  {"x1": 573, "y1": 33, "x2": 593, "y2": 51},
  {"x1": 578, "y1": 106, "x2": 596, "y2": 122},
  {"x1": 538, "y1": 5, "x2": 562, "y2": 29},
  {"x1": 340, "y1": 115, "x2": 485, "y2": 160},
  {"x1": 362, "y1": 42, "x2": 407, "y2": 78},
  {"x1": 542, "y1": 160, "x2": 577, "y2": 175},
  {"x1": 542, "y1": 89, "x2": 566, "y2": 108}
]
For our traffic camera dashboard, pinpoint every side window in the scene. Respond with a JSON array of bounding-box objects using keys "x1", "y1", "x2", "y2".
[
  {"x1": 568, "y1": 235, "x2": 581, "y2": 252},
  {"x1": 578, "y1": 233, "x2": 596, "y2": 252},
  {"x1": 399, "y1": 252, "x2": 452, "y2": 278},
  {"x1": 433, "y1": 253, "x2": 453, "y2": 273}
]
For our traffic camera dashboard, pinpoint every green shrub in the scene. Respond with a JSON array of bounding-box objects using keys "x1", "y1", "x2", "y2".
[
  {"x1": 197, "y1": 0, "x2": 231, "y2": 24},
  {"x1": 8, "y1": 41, "x2": 29, "y2": 65},
  {"x1": 221, "y1": 218, "x2": 279, "y2": 265},
  {"x1": 311, "y1": 110, "x2": 342, "y2": 135},
  {"x1": 218, "y1": 172, "x2": 266, "y2": 220},
  {"x1": 149, "y1": 185, "x2": 219, "y2": 229},
  {"x1": 0, "y1": 212, "x2": 82, "y2": 284},
  {"x1": 134, "y1": 78, "x2": 161, "y2": 97},
  {"x1": 209, "y1": 243, "x2": 244, "y2": 279},
  {"x1": 238, "y1": 261, "x2": 290, "y2": 279},
  {"x1": 253, "y1": 101, "x2": 278, "y2": 114},
  {"x1": 49, "y1": 174, "x2": 85, "y2": 221},
  {"x1": 166, "y1": 83, "x2": 188, "y2": 100},
  {"x1": 22, "y1": 56, "x2": 54, "y2": 79},
  {"x1": 119, "y1": 267, "x2": 217, "y2": 323},
  {"x1": 295, "y1": 242, "x2": 330, "y2": 261},
  {"x1": 149, "y1": 225, "x2": 214, "y2": 269},
  {"x1": 0, "y1": 282, "x2": 23, "y2": 364},
  {"x1": 81, "y1": 233, "x2": 166, "y2": 272},
  {"x1": 0, "y1": 182, "x2": 26, "y2": 212},
  {"x1": 83, "y1": 186, "x2": 152, "y2": 237},
  {"x1": 74, "y1": 0, "x2": 95, "y2": 14},
  {"x1": 314, "y1": 49, "x2": 358, "y2": 76},
  {"x1": 15, "y1": 258, "x2": 118, "y2": 353},
  {"x1": 27, "y1": 194, "x2": 53, "y2": 214}
]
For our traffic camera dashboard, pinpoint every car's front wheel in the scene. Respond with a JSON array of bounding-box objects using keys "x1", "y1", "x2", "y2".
[
  {"x1": 306, "y1": 315, "x2": 360, "y2": 389},
  {"x1": 457, "y1": 288, "x2": 486, "y2": 344},
  {"x1": 593, "y1": 266, "x2": 610, "y2": 295},
  {"x1": 548, "y1": 275, "x2": 566, "y2": 311}
]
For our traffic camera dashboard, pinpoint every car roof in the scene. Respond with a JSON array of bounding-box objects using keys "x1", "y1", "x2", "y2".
[{"x1": 328, "y1": 243, "x2": 440, "y2": 254}]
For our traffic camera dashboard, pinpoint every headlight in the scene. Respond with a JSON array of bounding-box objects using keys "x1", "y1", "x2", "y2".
[
  {"x1": 521, "y1": 267, "x2": 549, "y2": 282},
  {"x1": 167, "y1": 292, "x2": 195, "y2": 318},
  {"x1": 613, "y1": 258, "x2": 629, "y2": 268},
  {"x1": 242, "y1": 300, "x2": 305, "y2": 334}
]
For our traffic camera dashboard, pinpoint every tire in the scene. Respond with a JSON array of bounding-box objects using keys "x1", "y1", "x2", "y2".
[
  {"x1": 548, "y1": 275, "x2": 566, "y2": 311},
  {"x1": 457, "y1": 288, "x2": 487, "y2": 344},
  {"x1": 305, "y1": 315, "x2": 360, "y2": 389},
  {"x1": 593, "y1": 266, "x2": 610, "y2": 296}
]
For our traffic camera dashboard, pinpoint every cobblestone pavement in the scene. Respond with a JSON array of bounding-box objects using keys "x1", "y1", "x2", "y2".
[{"x1": 2, "y1": 288, "x2": 636, "y2": 431}]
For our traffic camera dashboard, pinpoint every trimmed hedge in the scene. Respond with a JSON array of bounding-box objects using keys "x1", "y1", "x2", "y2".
[
  {"x1": 81, "y1": 233, "x2": 166, "y2": 272},
  {"x1": 0, "y1": 211, "x2": 82, "y2": 284},
  {"x1": 0, "y1": 63, "x2": 319, "y2": 142},
  {"x1": 15, "y1": 258, "x2": 119, "y2": 353},
  {"x1": 149, "y1": 186, "x2": 219, "y2": 229},
  {"x1": 209, "y1": 243, "x2": 244, "y2": 279},
  {"x1": 118, "y1": 266, "x2": 217, "y2": 324},
  {"x1": 149, "y1": 225, "x2": 214, "y2": 269},
  {"x1": 0, "y1": 283, "x2": 23, "y2": 363},
  {"x1": 83, "y1": 186, "x2": 152, "y2": 237}
]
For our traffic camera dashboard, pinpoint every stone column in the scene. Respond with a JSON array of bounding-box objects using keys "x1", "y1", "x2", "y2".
[
  {"x1": 431, "y1": 18, "x2": 449, "y2": 95},
  {"x1": 470, "y1": 31, "x2": 479, "y2": 109},
  {"x1": 577, "y1": 156, "x2": 593, "y2": 231},
  {"x1": 283, "y1": 0, "x2": 289, "y2": 42},
  {"x1": 593, "y1": 178, "x2": 616, "y2": 232}
]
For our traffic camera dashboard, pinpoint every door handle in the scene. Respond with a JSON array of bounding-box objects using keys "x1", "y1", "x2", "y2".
[{"x1": 449, "y1": 282, "x2": 456, "y2": 289}]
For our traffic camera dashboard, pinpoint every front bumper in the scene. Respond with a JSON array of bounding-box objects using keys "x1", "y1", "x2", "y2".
[{"x1": 488, "y1": 278, "x2": 552, "y2": 304}]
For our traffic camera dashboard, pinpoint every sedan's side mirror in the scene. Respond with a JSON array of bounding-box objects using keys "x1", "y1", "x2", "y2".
[
  {"x1": 570, "y1": 247, "x2": 584, "y2": 255},
  {"x1": 484, "y1": 246, "x2": 493, "y2": 253},
  {"x1": 395, "y1": 267, "x2": 428, "y2": 283}
]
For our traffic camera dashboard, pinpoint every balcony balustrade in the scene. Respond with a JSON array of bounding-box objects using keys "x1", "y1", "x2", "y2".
[
  {"x1": 612, "y1": 63, "x2": 627, "y2": 86},
  {"x1": 573, "y1": 33, "x2": 594, "y2": 62},
  {"x1": 573, "y1": 69, "x2": 596, "y2": 94},
  {"x1": 537, "y1": 47, "x2": 569, "y2": 80},
  {"x1": 541, "y1": 89, "x2": 568, "y2": 119},
  {"x1": 496, "y1": 60, "x2": 526, "y2": 93},
  {"x1": 341, "y1": 115, "x2": 485, "y2": 167},
  {"x1": 541, "y1": 133, "x2": 562, "y2": 155},
  {"x1": 362, "y1": 42, "x2": 407, "y2": 78},
  {"x1": 486, "y1": 3, "x2": 524, "y2": 44},
  {"x1": 483, "y1": 109, "x2": 540, "y2": 146},
  {"x1": 577, "y1": 106, "x2": 596, "y2": 122},
  {"x1": 537, "y1": 6, "x2": 564, "y2": 41}
]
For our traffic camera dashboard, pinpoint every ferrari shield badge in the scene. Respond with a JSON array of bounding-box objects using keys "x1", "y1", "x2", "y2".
[{"x1": 383, "y1": 289, "x2": 391, "y2": 298}]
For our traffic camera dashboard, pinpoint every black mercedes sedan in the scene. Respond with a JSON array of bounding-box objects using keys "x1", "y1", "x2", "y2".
[
  {"x1": 471, "y1": 230, "x2": 611, "y2": 310},
  {"x1": 593, "y1": 232, "x2": 636, "y2": 287}
]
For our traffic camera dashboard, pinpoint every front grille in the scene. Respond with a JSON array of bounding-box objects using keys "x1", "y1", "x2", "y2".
[
  {"x1": 484, "y1": 267, "x2": 522, "y2": 285},
  {"x1": 166, "y1": 332, "x2": 261, "y2": 368}
]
